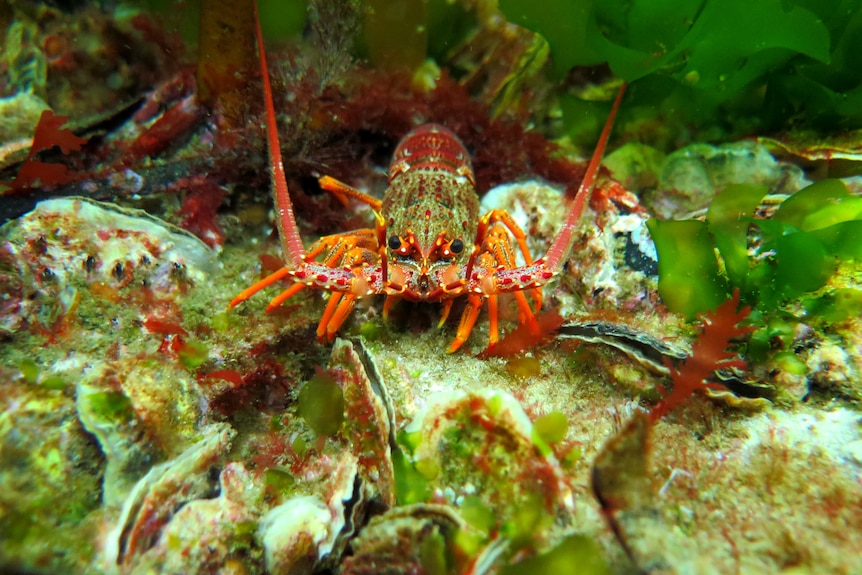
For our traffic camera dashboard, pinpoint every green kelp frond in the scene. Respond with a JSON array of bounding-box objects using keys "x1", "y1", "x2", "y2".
[
  {"x1": 649, "y1": 179, "x2": 862, "y2": 364},
  {"x1": 500, "y1": 0, "x2": 862, "y2": 138}
]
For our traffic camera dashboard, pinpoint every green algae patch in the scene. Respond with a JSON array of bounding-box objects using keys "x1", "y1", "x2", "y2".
[
  {"x1": 773, "y1": 179, "x2": 862, "y2": 231},
  {"x1": 533, "y1": 411, "x2": 568, "y2": 444},
  {"x1": 646, "y1": 218, "x2": 726, "y2": 318},
  {"x1": 178, "y1": 339, "x2": 209, "y2": 369},
  {"x1": 506, "y1": 356, "x2": 542, "y2": 379},
  {"x1": 706, "y1": 183, "x2": 768, "y2": 288},
  {"x1": 359, "y1": 320, "x2": 384, "y2": 341},
  {"x1": 19, "y1": 358, "x2": 39, "y2": 383},
  {"x1": 210, "y1": 311, "x2": 231, "y2": 332},
  {"x1": 393, "y1": 446, "x2": 431, "y2": 506},
  {"x1": 501, "y1": 491, "x2": 553, "y2": 549},
  {"x1": 418, "y1": 528, "x2": 448, "y2": 575},
  {"x1": 41, "y1": 375, "x2": 66, "y2": 390},
  {"x1": 292, "y1": 435, "x2": 308, "y2": 457},
  {"x1": 532, "y1": 411, "x2": 568, "y2": 457},
  {"x1": 87, "y1": 391, "x2": 135, "y2": 424},
  {"x1": 500, "y1": 533, "x2": 608, "y2": 575},
  {"x1": 297, "y1": 373, "x2": 344, "y2": 437},
  {"x1": 263, "y1": 468, "x2": 295, "y2": 493},
  {"x1": 460, "y1": 495, "x2": 496, "y2": 534},
  {"x1": 650, "y1": 179, "x2": 862, "y2": 320},
  {"x1": 803, "y1": 288, "x2": 862, "y2": 323}
]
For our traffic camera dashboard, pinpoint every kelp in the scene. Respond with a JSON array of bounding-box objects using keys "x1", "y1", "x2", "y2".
[
  {"x1": 648, "y1": 179, "x2": 862, "y2": 362},
  {"x1": 499, "y1": 0, "x2": 862, "y2": 136}
]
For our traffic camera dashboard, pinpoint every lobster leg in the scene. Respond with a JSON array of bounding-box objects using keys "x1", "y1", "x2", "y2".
[
  {"x1": 323, "y1": 293, "x2": 358, "y2": 341},
  {"x1": 266, "y1": 282, "x2": 306, "y2": 312},
  {"x1": 318, "y1": 175, "x2": 383, "y2": 210},
  {"x1": 305, "y1": 229, "x2": 378, "y2": 265},
  {"x1": 229, "y1": 267, "x2": 291, "y2": 308},
  {"x1": 317, "y1": 292, "x2": 346, "y2": 340},
  {"x1": 468, "y1": 209, "x2": 543, "y2": 310},
  {"x1": 469, "y1": 82, "x2": 628, "y2": 299},
  {"x1": 448, "y1": 227, "x2": 539, "y2": 352},
  {"x1": 437, "y1": 298, "x2": 455, "y2": 327},
  {"x1": 449, "y1": 294, "x2": 484, "y2": 353}
]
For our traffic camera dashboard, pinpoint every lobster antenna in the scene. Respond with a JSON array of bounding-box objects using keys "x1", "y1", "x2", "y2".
[
  {"x1": 253, "y1": 0, "x2": 306, "y2": 268},
  {"x1": 543, "y1": 82, "x2": 627, "y2": 272}
]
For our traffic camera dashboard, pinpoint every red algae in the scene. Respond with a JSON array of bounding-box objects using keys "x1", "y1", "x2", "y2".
[
  {"x1": 651, "y1": 291, "x2": 754, "y2": 422},
  {"x1": 3, "y1": 110, "x2": 88, "y2": 191},
  {"x1": 479, "y1": 310, "x2": 564, "y2": 358}
]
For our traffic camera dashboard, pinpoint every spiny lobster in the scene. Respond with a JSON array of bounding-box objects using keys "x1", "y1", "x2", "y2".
[{"x1": 230, "y1": 3, "x2": 626, "y2": 353}]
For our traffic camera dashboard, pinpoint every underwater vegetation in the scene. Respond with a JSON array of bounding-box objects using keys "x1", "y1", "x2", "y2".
[
  {"x1": 649, "y1": 176, "x2": 862, "y2": 399},
  {"x1": 0, "y1": 0, "x2": 861, "y2": 574},
  {"x1": 502, "y1": 0, "x2": 862, "y2": 139}
]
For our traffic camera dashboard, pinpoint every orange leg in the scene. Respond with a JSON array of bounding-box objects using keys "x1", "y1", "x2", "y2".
[
  {"x1": 313, "y1": 246, "x2": 377, "y2": 338},
  {"x1": 383, "y1": 295, "x2": 398, "y2": 321},
  {"x1": 229, "y1": 267, "x2": 291, "y2": 308},
  {"x1": 232, "y1": 231, "x2": 376, "y2": 312},
  {"x1": 513, "y1": 291, "x2": 538, "y2": 333},
  {"x1": 318, "y1": 176, "x2": 383, "y2": 211},
  {"x1": 316, "y1": 292, "x2": 344, "y2": 342},
  {"x1": 487, "y1": 295, "x2": 499, "y2": 347},
  {"x1": 266, "y1": 282, "x2": 306, "y2": 312},
  {"x1": 437, "y1": 298, "x2": 455, "y2": 328},
  {"x1": 305, "y1": 229, "x2": 377, "y2": 263},
  {"x1": 475, "y1": 210, "x2": 542, "y2": 310},
  {"x1": 325, "y1": 294, "x2": 357, "y2": 342},
  {"x1": 483, "y1": 225, "x2": 540, "y2": 333},
  {"x1": 448, "y1": 225, "x2": 544, "y2": 352},
  {"x1": 448, "y1": 294, "x2": 483, "y2": 353}
]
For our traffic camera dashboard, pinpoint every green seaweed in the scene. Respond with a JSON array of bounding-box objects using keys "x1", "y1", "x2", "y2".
[
  {"x1": 87, "y1": 391, "x2": 135, "y2": 424},
  {"x1": 531, "y1": 411, "x2": 568, "y2": 456},
  {"x1": 803, "y1": 288, "x2": 862, "y2": 323},
  {"x1": 501, "y1": 491, "x2": 552, "y2": 550},
  {"x1": 392, "y1": 446, "x2": 431, "y2": 505},
  {"x1": 706, "y1": 184, "x2": 768, "y2": 289},
  {"x1": 500, "y1": 534, "x2": 608, "y2": 575},
  {"x1": 178, "y1": 339, "x2": 209, "y2": 368},
  {"x1": 650, "y1": 178, "x2": 862, "y2": 363},
  {"x1": 645, "y1": 219, "x2": 727, "y2": 319},
  {"x1": 296, "y1": 373, "x2": 344, "y2": 437},
  {"x1": 263, "y1": 468, "x2": 295, "y2": 492},
  {"x1": 501, "y1": 0, "x2": 830, "y2": 83},
  {"x1": 40, "y1": 375, "x2": 66, "y2": 390},
  {"x1": 418, "y1": 528, "x2": 449, "y2": 575},
  {"x1": 18, "y1": 358, "x2": 39, "y2": 383},
  {"x1": 460, "y1": 495, "x2": 496, "y2": 533},
  {"x1": 500, "y1": 0, "x2": 861, "y2": 138}
]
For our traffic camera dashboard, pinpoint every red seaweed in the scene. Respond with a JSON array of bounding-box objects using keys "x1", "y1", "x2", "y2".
[
  {"x1": 203, "y1": 369, "x2": 245, "y2": 387},
  {"x1": 3, "y1": 111, "x2": 88, "y2": 192},
  {"x1": 178, "y1": 181, "x2": 226, "y2": 248},
  {"x1": 143, "y1": 317, "x2": 189, "y2": 336},
  {"x1": 27, "y1": 110, "x2": 88, "y2": 158},
  {"x1": 650, "y1": 290, "x2": 754, "y2": 422},
  {"x1": 478, "y1": 310, "x2": 564, "y2": 358}
]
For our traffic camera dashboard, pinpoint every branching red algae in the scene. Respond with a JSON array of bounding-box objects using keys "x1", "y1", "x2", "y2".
[{"x1": 651, "y1": 290, "x2": 755, "y2": 422}]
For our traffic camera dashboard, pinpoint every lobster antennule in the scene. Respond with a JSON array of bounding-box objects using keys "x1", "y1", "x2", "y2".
[
  {"x1": 253, "y1": 0, "x2": 306, "y2": 269},
  {"x1": 543, "y1": 82, "x2": 627, "y2": 272}
]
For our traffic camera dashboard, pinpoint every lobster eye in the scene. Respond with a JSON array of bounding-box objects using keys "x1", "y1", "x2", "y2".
[
  {"x1": 388, "y1": 235, "x2": 402, "y2": 250},
  {"x1": 449, "y1": 238, "x2": 464, "y2": 254}
]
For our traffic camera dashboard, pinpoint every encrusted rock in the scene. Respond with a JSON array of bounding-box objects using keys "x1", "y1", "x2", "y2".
[{"x1": 103, "y1": 423, "x2": 236, "y2": 573}]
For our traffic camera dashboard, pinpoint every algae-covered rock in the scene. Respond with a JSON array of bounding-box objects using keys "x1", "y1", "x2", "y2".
[{"x1": 0, "y1": 376, "x2": 103, "y2": 573}]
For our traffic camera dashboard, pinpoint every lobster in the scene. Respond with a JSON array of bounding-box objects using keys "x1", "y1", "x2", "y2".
[{"x1": 230, "y1": 3, "x2": 627, "y2": 353}]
